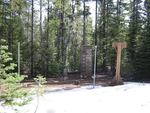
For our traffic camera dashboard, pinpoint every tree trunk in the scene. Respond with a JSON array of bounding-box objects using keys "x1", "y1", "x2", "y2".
[
  {"x1": 46, "y1": 0, "x2": 50, "y2": 77},
  {"x1": 95, "y1": 0, "x2": 98, "y2": 46},
  {"x1": 40, "y1": 0, "x2": 43, "y2": 46},
  {"x1": 31, "y1": 0, "x2": 34, "y2": 78},
  {"x1": 83, "y1": 0, "x2": 86, "y2": 45}
]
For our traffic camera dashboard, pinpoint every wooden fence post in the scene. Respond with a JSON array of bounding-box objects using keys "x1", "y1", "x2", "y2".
[{"x1": 111, "y1": 42, "x2": 127, "y2": 85}]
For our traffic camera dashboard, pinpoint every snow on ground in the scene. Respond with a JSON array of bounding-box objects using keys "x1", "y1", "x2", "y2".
[{"x1": 1, "y1": 82, "x2": 150, "y2": 113}]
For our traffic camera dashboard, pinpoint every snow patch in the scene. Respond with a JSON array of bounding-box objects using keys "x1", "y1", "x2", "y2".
[{"x1": 1, "y1": 82, "x2": 150, "y2": 113}]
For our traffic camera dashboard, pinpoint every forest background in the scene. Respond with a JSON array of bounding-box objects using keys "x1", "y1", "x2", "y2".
[{"x1": 0, "y1": 0, "x2": 150, "y2": 80}]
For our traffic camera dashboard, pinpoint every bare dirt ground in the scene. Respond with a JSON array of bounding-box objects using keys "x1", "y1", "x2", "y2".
[{"x1": 22, "y1": 75, "x2": 113, "y2": 91}]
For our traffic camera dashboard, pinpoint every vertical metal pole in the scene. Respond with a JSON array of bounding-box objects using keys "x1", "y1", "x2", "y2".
[
  {"x1": 18, "y1": 42, "x2": 20, "y2": 75},
  {"x1": 93, "y1": 46, "x2": 97, "y2": 88}
]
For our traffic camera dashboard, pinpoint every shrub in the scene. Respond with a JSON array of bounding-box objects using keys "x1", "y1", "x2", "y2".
[
  {"x1": 34, "y1": 75, "x2": 47, "y2": 95},
  {"x1": 0, "y1": 39, "x2": 31, "y2": 106}
]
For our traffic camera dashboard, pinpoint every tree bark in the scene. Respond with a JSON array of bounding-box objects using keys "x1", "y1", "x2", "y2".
[
  {"x1": 83, "y1": 0, "x2": 86, "y2": 45},
  {"x1": 31, "y1": 0, "x2": 34, "y2": 78},
  {"x1": 46, "y1": 0, "x2": 50, "y2": 77}
]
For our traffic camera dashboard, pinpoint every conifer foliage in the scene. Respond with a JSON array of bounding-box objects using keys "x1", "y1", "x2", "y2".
[
  {"x1": 1, "y1": 0, "x2": 150, "y2": 80},
  {"x1": 0, "y1": 39, "x2": 30, "y2": 106}
]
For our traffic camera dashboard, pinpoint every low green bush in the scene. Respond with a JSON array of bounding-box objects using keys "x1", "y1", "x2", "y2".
[{"x1": 0, "y1": 39, "x2": 31, "y2": 106}]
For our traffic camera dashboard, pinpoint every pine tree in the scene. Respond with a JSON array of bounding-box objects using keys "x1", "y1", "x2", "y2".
[
  {"x1": 127, "y1": 0, "x2": 143, "y2": 76},
  {"x1": 0, "y1": 39, "x2": 30, "y2": 105},
  {"x1": 133, "y1": 0, "x2": 150, "y2": 79}
]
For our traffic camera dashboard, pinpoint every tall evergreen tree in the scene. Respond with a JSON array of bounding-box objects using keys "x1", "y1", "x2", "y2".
[
  {"x1": 128, "y1": 0, "x2": 143, "y2": 76},
  {"x1": 133, "y1": 0, "x2": 150, "y2": 78}
]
